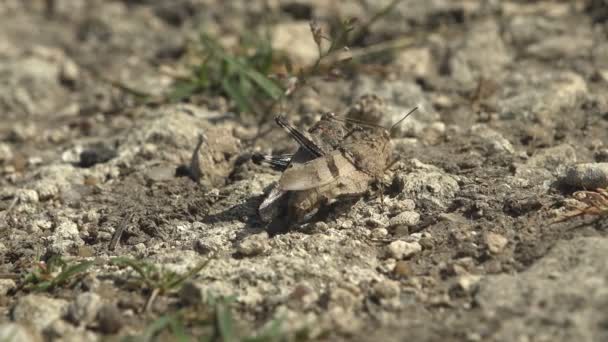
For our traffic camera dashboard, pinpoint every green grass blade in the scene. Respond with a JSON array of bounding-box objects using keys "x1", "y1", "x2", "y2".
[
  {"x1": 168, "y1": 316, "x2": 191, "y2": 342},
  {"x1": 111, "y1": 258, "x2": 149, "y2": 279},
  {"x1": 221, "y1": 78, "x2": 253, "y2": 114},
  {"x1": 242, "y1": 317, "x2": 284, "y2": 342},
  {"x1": 142, "y1": 314, "x2": 173, "y2": 341},
  {"x1": 51, "y1": 261, "x2": 94, "y2": 287},
  {"x1": 216, "y1": 301, "x2": 237, "y2": 342},
  {"x1": 169, "y1": 82, "x2": 202, "y2": 102},
  {"x1": 201, "y1": 33, "x2": 283, "y2": 100},
  {"x1": 225, "y1": 55, "x2": 283, "y2": 100},
  {"x1": 166, "y1": 258, "x2": 212, "y2": 290},
  {"x1": 31, "y1": 280, "x2": 53, "y2": 292}
]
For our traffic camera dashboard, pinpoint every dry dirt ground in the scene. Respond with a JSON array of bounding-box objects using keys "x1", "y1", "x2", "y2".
[{"x1": 1, "y1": 0, "x2": 608, "y2": 341}]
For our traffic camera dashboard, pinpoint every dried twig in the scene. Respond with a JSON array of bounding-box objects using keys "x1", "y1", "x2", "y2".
[
  {"x1": 554, "y1": 188, "x2": 608, "y2": 223},
  {"x1": 109, "y1": 212, "x2": 134, "y2": 251}
]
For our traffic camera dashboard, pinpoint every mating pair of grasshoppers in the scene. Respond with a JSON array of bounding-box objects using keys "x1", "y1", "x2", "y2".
[{"x1": 255, "y1": 105, "x2": 417, "y2": 226}]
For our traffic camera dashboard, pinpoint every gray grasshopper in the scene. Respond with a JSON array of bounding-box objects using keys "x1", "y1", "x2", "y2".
[{"x1": 256, "y1": 107, "x2": 417, "y2": 225}]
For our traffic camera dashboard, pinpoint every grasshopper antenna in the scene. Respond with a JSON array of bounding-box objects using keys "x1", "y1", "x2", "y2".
[{"x1": 389, "y1": 106, "x2": 418, "y2": 134}]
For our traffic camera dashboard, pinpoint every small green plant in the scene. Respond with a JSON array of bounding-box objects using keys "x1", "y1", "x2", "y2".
[
  {"x1": 169, "y1": 32, "x2": 284, "y2": 116},
  {"x1": 122, "y1": 295, "x2": 287, "y2": 342},
  {"x1": 169, "y1": 1, "x2": 404, "y2": 118},
  {"x1": 21, "y1": 255, "x2": 94, "y2": 292},
  {"x1": 111, "y1": 257, "x2": 212, "y2": 312}
]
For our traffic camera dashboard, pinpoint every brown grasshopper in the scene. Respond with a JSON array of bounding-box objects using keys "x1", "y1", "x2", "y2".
[{"x1": 256, "y1": 107, "x2": 417, "y2": 225}]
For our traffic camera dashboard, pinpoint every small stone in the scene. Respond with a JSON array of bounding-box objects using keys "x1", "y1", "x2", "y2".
[
  {"x1": 562, "y1": 163, "x2": 608, "y2": 189},
  {"x1": 392, "y1": 224, "x2": 409, "y2": 237},
  {"x1": 97, "y1": 304, "x2": 124, "y2": 334},
  {"x1": 237, "y1": 232, "x2": 270, "y2": 256},
  {"x1": 524, "y1": 144, "x2": 577, "y2": 171},
  {"x1": 180, "y1": 281, "x2": 207, "y2": 306},
  {"x1": 16, "y1": 189, "x2": 39, "y2": 203},
  {"x1": 44, "y1": 319, "x2": 97, "y2": 341},
  {"x1": 526, "y1": 36, "x2": 593, "y2": 60},
  {"x1": 84, "y1": 210, "x2": 100, "y2": 223},
  {"x1": 78, "y1": 144, "x2": 117, "y2": 168},
  {"x1": 470, "y1": 124, "x2": 515, "y2": 154},
  {"x1": 53, "y1": 219, "x2": 80, "y2": 239},
  {"x1": 484, "y1": 232, "x2": 508, "y2": 254},
  {"x1": 287, "y1": 284, "x2": 317, "y2": 310},
  {"x1": 329, "y1": 307, "x2": 362, "y2": 335},
  {"x1": 393, "y1": 261, "x2": 412, "y2": 278},
  {"x1": 457, "y1": 274, "x2": 482, "y2": 292},
  {"x1": 272, "y1": 21, "x2": 320, "y2": 66},
  {"x1": 387, "y1": 240, "x2": 422, "y2": 259},
  {"x1": 145, "y1": 165, "x2": 174, "y2": 182},
  {"x1": 9, "y1": 123, "x2": 37, "y2": 143},
  {"x1": 328, "y1": 287, "x2": 358, "y2": 311},
  {"x1": 371, "y1": 279, "x2": 400, "y2": 299},
  {"x1": 391, "y1": 199, "x2": 416, "y2": 213},
  {"x1": 389, "y1": 211, "x2": 421, "y2": 228},
  {"x1": 0, "y1": 279, "x2": 16, "y2": 296},
  {"x1": 395, "y1": 160, "x2": 460, "y2": 209},
  {"x1": 0, "y1": 323, "x2": 40, "y2": 342},
  {"x1": 12, "y1": 294, "x2": 69, "y2": 331},
  {"x1": 49, "y1": 219, "x2": 84, "y2": 254},
  {"x1": 365, "y1": 217, "x2": 386, "y2": 228},
  {"x1": 313, "y1": 221, "x2": 328, "y2": 231},
  {"x1": 595, "y1": 149, "x2": 608, "y2": 162},
  {"x1": 34, "y1": 182, "x2": 59, "y2": 201},
  {"x1": 59, "y1": 59, "x2": 80, "y2": 87},
  {"x1": 370, "y1": 228, "x2": 388, "y2": 239},
  {"x1": 67, "y1": 292, "x2": 102, "y2": 326},
  {"x1": 396, "y1": 47, "x2": 432, "y2": 77},
  {"x1": 0, "y1": 143, "x2": 13, "y2": 162}
]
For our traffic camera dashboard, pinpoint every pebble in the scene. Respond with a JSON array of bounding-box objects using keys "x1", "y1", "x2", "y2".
[
  {"x1": 389, "y1": 211, "x2": 421, "y2": 228},
  {"x1": 67, "y1": 292, "x2": 102, "y2": 326},
  {"x1": 16, "y1": 189, "x2": 39, "y2": 203},
  {"x1": 144, "y1": 165, "x2": 175, "y2": 183},
  {"x1": 59, "y1": 59, "x2": 80, "y2": 87},
  {"x1": 272, "y1": 21, "x2": 319, "y2": 66},
  {"x1": 526, "y1": 36, "x2": 593, "y2": 60},
  {"x1": 0, "y1": 279, "x2": 16, "y2": 296},
  {"x1": 287, "y1": 284, "x2": 317, "y2": 310},
  {"x1": 53, "y1": 219, "x2": 80, "y2": 239},
  {"x1": 470, "y1": 124, "x2": 515, "y2": 154},
  {"x1": 328, "y1": 287, "x2": 358, "y2": 311},
  {"x1": 97, "y1": 304, "x2": 124, "y2": 334},
  {"x1": 371, "y1": 280, "x2": 401, "y2": 299},
  {"x1": 393, "y1": 261, "x2": 413, "y2": 278},
  {"x1": 484, "y1": 232, "x2": 508, "y2": 254},
  {"x1": 0, "y1": 143, "x2": 13, "y2": 162},
  {"x1": 11, "y1": 294, "x2": 69, "y2": 331},
  {"x1": 396, "y1": 47, "x2": 433, "y2": 77},
  {"x1": 79, "y1": 145, "x2": 117, "y2": 168},
  {"x1": 457, "y1": 274, "x2": 482, "y2": 293},
  {"x1": 0, "y1": 323, "x2": 40, "y2": 342},
  {"x1": 387, "y1": 240, "x2": 422, "y2": 259},
  {"x1": 561, "y1": 163, "x2": 608, "y2": 189},
  {"x1": 237, "y1": 232, "x2": 270, "y2": 256},
  {"x1": 180, "y1": 281, "x2": 207, "y2": 306},
  {"x1": 34, "y1": 182, "x2": 59, "y2": 201},
  {"x1": 370, "y1": 228, "x2": 388, "y2": 239}
]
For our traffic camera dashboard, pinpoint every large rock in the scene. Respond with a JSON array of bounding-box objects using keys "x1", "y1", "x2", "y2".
[
  {"x1": 11, "y1": 294, "x2": 69, "y2": 332},
  {"x1": 476, "y1": 237, "x2": 608, "y2": 341}
]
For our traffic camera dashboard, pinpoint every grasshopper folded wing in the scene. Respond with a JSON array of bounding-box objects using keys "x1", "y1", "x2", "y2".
[{"x1": 279, "y1": 152, "x2": 357, "y2": 191}]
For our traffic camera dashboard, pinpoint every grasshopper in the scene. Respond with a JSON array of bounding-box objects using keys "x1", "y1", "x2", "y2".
[{"x1": 256, "y1": 107, "x2": 417, "y2": 225}]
